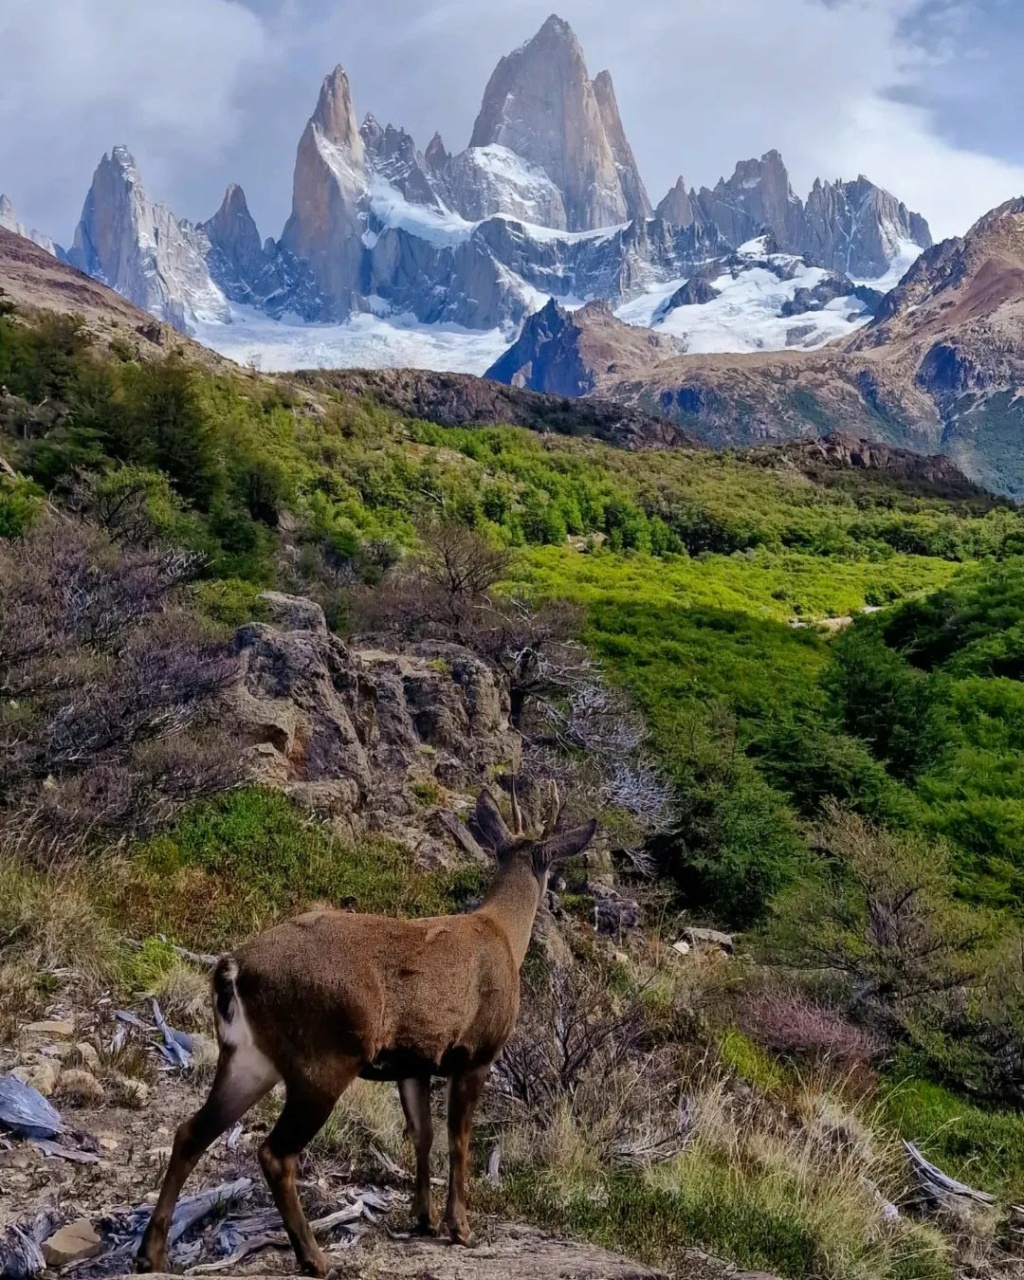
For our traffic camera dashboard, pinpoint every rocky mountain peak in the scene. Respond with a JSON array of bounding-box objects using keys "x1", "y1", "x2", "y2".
[
  {"x1": 424, "y1": 133, "x2": 449, "y2": 174},
  {"x1": 68, "y1": 146, "x2": 229, "y2": 333},
  {"x1": 469, "y1": 15, "x2": 648, "y2": 231},
  {"x1": 696, "y1": 150, "x2": 804, "y2": 251},
  {"x1": 592, "y1": 69, "x2": 652, "y2": 223},
  {"x1": 804, "y1": 175, "x2": 933, "y2": 278},
  {"x1": 655, "y1": 176, "x2": 697, "y2": 229},
  {"x1": 360, "y1": 115, "x2": 439, "y2": 207},
  {"x1": 311, "y1": 65, "x2": 364, "y2": 156},
  {"x1": 201, "y1": 182, "x2": 282, "y2": 307},
  {"x1": 486, "y1": 293, "x2": 677, "y2": 396},
  {"x1": 279, "y1": 66, "x2": 370, "y2": 319}
]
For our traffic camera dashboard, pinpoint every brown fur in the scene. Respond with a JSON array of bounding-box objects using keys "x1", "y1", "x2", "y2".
[{"x1": 136, "y1": 789, "x2": 596, "y2": 1275}]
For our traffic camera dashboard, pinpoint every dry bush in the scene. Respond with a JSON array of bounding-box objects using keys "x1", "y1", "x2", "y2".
[
  {"x1": 0, "y1": 516, "x2": 240, "y2": 863},
  {"x1": 151, "y1": 959, "x2": 213, "y2": 1030},
  {"x1": 490, "y1": 962, "x2": 684, "y2": 1174},
  {"x1": 739, "y1": 987, "x2": 884, "y2": 1073}
]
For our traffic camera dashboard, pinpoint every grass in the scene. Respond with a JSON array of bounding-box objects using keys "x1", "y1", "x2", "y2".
[
  {"x1": 492, "y1": 1069, "x2": 952, "y2": 1280},
  {"x1": 114, "y1": 787, "x2": 486, "y2": 951},
  {"x1": 312, "y1": 1079, "x2": 408, "y2": 1174},
  {"x1": 881, "y1": 1074, "x2": 1024, "y2": 1204}
]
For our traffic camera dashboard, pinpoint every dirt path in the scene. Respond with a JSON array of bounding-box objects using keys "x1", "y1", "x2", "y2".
[{"x1": 1, "y1": 1003, "x2": 770, "y2": 1280}]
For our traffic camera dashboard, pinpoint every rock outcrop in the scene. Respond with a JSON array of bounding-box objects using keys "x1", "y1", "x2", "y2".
[
  {"x1": 226, "y1": 593, "x2": 520, "y2": 862},
  {"x1": 486, "y1": 297, "x2": 678, "y2": 396},
  {"x1": 469, "y1": 15, "x2": 649, "y2": 231},
  {"x1": 762, "y1": 432, "x2": 989, "y2": 497},
  {"x1": 68, "y1": 147, "x2": 229, "y2": 333},
  {"x1": 305, "y1": 366, "x2": 703, "y2": 451}
]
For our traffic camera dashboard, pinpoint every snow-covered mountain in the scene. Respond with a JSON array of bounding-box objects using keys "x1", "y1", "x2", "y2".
[
  {"x1": 618, "y1": 236, "x2": 886, "y2": 354},
  {"x1": 8, "y1": 15, "x2": 934, "y2": 371},
  {"x1": 0, "y1": 195, "x2": 64, "y2": 260},
  {"x1": 68, "y1": 147, "x2": 231, "y2": 332}
]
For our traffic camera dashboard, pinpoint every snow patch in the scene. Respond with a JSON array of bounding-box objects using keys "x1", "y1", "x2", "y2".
[
  {"x1": 851, "y1": 239, "x2": 922, "y2": 293},
  {"x1": 194, "y1": 304, "x2": 512, "y2": 375},
  {"x1": 615, "y1": 248, "x2": 872, "y2": 354}
]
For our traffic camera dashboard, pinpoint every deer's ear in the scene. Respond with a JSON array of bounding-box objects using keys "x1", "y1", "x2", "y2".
[
  {"x1": 539, "y1": 819, "x2": 598, "y2": 865},
  {"x1": 472, "y1": 789, "x2": 513, "y2": 856}
]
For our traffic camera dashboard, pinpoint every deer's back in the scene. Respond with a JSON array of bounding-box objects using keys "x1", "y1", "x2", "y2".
[{"x1": 228, "y1": 906, "x2": 519, "y2": 1079}]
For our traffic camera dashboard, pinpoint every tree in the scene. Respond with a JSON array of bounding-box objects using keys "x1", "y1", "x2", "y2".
[{"x1": 769, "y1": 804, "x2": 991, "y2": 1029}]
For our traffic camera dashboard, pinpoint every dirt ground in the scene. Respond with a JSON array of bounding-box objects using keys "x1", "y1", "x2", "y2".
[{"x1": 1, "y1": 995, "x2": 773, "y2": 1280}]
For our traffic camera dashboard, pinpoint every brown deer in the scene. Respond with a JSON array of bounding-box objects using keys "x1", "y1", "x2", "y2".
[{"x1": 136, "y1": 785, "x2": 596, "y2": 1276}]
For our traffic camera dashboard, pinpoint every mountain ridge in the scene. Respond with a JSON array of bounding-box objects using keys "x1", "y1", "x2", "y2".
[{"x1": 6, "y1": 15, "x2": 931, "y2": 355}]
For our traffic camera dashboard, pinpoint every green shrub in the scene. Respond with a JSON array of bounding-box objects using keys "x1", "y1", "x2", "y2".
[{"x1": 120, "y1": 787, "x2": 485, "y2": 949}]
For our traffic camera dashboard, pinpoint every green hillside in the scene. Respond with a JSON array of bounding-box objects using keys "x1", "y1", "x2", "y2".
[{"x1": 4, "y1": 300, "x2": 1024, "y2": 1278}]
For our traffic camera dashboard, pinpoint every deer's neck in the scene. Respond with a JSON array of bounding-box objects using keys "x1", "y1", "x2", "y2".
[{"x1": 479, "y1": 862, "x2": 543, "y2": 969}]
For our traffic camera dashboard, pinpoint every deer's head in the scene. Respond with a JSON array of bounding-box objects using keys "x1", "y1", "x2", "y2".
[{"x1": 473, "y1": 781, "x2": 597, "y2": 888}]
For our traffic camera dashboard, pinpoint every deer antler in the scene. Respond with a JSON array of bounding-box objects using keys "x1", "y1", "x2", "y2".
[
  {"x1": 510, "y1": 776, "x2": 525, "y2": 836},
  {"x1": 542, "y1": 779, "x2": 561, "y2": 840}
]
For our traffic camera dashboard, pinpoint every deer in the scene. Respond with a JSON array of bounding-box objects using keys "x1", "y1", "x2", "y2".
[{"x1": 136, "y1": 784, "x2": 597, "y2": 1277}]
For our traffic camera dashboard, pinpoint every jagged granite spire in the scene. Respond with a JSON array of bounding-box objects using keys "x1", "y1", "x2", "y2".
[
  {"x1": 655, "y1": 177, "x2": 697, "y2": 230},
  {"x1": 279, "y1": 66, "x2": 367, "y2": 318},
  {"x1": 469, "y1": 15, "x2": 648, "y2": 230},
  {"x1": 68, "y1": 147, "x2": 228, "y2": 333}
]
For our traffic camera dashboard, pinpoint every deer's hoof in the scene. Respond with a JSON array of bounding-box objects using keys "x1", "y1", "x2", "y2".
[
  {"x1": 298, "y1": 1248, "x2": 332, "y2": 1277},
  {"x1": 447, "y1": 1221, "x2": 474, "y2": 1248},
  {"x1": 413, "y1": 1214, "x2": 441, "y2": 1237},
  {"x1": 135, "y1": 1249, "x2": 168, "y2": 1274}
]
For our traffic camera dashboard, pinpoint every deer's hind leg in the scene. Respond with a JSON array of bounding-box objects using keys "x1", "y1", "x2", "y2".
[
  {"x1": 399, "y1": 1076, "x2": 438, "y2": 1235},
  {"x1": 137, "y1": 1044, "x2": 278, "y2": 1273},
  {"x1": 258, "y1": 1058, "x2": 360, "y2": 1277}
]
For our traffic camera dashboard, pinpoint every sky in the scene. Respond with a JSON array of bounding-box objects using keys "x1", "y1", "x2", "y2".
[{"x1": 1, "y1": 0, "x2": 1022, "y2": 248}]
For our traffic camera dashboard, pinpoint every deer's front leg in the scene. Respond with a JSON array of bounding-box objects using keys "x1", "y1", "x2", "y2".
[
  {"x1": 444, "y1": 1064, "x2": 489, "y2": 1246},
  {"x1": 398, "y1": 1077, "x2": 438, "y2": 1235}
]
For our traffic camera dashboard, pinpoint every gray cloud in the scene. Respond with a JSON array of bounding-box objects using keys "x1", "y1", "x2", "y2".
[{"x1": 1, "y1": 0, "x2": 1022, "y2": 249}]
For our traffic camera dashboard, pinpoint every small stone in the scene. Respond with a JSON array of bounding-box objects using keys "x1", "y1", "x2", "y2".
[
  {"x1": 100, "y1": 1136, "x2": 120, "y2": 1151},
  {"x1": 672, "y1": 940, "x2": 692, "y2": 957},
  {"x1": 684, "y1": 927, "x2": 735, "y2": 955},
  {"x1": 613, "y1": 951, "x2": 630, "y2": 964},
  {"x1": 12, "y1": 1059, "x2": 60, "y2": 1097},
  {"x1": 112, "y1": 1075, "x2": 150, "y2": 1108},
  {"x1": 43, "y1": 1220, "x2": 102, "y2": 1266},
  {"x1": 24, "y1": 1020, "x2": 74, "y2": 1038},
  {"x1": 57, "y1": 1069, "x2": 105, "y2": 1107},
  {"x1": 71, "y1": 1041, "x2": 101, "y2": 1071}
]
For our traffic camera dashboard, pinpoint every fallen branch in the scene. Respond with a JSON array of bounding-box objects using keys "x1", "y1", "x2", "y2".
[
  {"x1": 168, "y1": 1179, "x2": 254, "y2": 1245},
  {"x1": 186, "y1": 1192, "x2": 395, "y2": 1274},
  {"x1": 905, "y1": 1141, "x2": 996, "y2": 1208},
  {"x1": 33, "y1": 1138, "x2": 100, "y2": 1165}
]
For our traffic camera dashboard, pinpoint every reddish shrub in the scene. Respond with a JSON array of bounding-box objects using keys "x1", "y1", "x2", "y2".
[{"x1": 739, "y1": 987, "x2": 883, "y2": 1070}]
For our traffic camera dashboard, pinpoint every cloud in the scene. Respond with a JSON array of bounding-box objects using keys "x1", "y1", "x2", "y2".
[
  {"x1": 1, "y1": 0, "x2": 1021, "y2": 246},
  {"x1": 0, "y1": 0, "x2": 274, "y2": 239}
]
